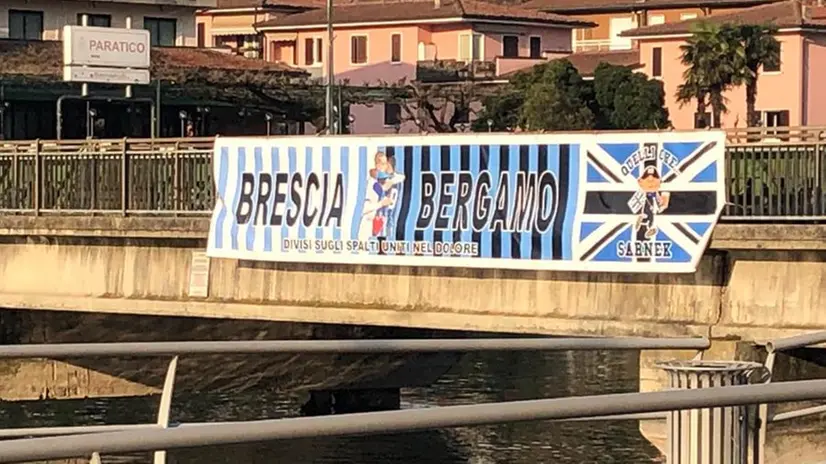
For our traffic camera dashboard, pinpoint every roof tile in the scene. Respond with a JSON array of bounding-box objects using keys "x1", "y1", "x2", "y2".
[
  {"x1": 255, "y1": 0, "x2": 593, "y2": 28},
  {"x1": 501, "y1": 49, "x2": 641, "y2": 78},
  {"x1": 622, "y1": 0, "x2": 826, "y2": 37},
  {"x1": 522, "y1": 0, "x2": 779, "y2": 14},
  {"x1": 0, "y1": 39, "x2": 302, "y2": 79}
]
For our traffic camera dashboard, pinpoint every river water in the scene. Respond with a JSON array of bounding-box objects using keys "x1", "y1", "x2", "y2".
[{"x1": 0, "y1": 349, "x2": 661, "y2": 464}]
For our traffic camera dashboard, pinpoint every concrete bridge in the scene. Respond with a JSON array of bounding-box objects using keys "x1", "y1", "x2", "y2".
[
  {"x1": 0, "y1": 135, "x2": 824, "y2": 342},
  {"x1": 0, "y1": 215, "x2": 824, "y2": 342}
]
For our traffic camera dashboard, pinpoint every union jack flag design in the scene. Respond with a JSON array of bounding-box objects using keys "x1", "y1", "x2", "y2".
[{"x1": 573, "y1": 137, "x2": 725, "y2": 272}]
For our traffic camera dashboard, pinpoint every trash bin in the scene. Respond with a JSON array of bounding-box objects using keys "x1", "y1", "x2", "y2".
[{"x1": 657, "y1": 360, "x2": 764, "y2": 464}]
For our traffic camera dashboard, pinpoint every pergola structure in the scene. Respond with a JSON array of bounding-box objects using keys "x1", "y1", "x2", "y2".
[{"x1": 0, "y1": 39, "x2": 320, "y2": 140}]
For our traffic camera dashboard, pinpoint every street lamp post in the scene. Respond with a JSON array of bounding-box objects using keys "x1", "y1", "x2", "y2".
[
  {"x1": 178, "y1": 110, "x2": 188, "y2": 137},
  {"x1": 265, "y1": 112, "x2": 273, "y2": 136},
  {"x1": 87, "y1": 108, "x2": 97, "y2": 139}
]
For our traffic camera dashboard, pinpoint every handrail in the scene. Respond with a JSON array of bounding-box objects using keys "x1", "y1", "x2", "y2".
[
  {"x1": 0, "y1": 337, "x2": 710, "y2": 359},
  {"x1": 2, "y1": 379, "x2": 826, "y2": 462},
  {"x1": 0, "y1": 126, "x2": 824, "y2": 145},
  {"x1": 0, "y1": 412, "x2": 671, "y2": 439},
  {"x1": 0, "y1": 133, "x2": 824, "y2": 220},
  {"x1": 760, "y1": 331, "x2": 826, "y2": 353}
]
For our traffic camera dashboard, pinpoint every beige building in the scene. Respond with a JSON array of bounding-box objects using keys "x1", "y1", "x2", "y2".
[
  {"x1": 0, "y1": 0, "x2": 217, "y2": 46},
  {"x1": 196, "y1": 0, "x2": 321, "y2": 58}
]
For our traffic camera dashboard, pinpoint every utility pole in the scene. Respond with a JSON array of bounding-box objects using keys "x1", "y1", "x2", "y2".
[{"x1": 325, "y1": 0, "x2": 334, "y2": 134}]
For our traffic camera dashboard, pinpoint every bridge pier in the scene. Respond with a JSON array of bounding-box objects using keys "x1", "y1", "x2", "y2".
[
  {"x1": 639, "y1": 340, "x2": 826, "y2": 463},
  {"x1": 0, "y1": 309, "x2": 458, "y2": 403}
]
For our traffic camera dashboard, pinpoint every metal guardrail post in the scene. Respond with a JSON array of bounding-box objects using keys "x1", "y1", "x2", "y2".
[
  {"x1": 33, "y1": 139, "x2": 40, "y2": 216},
  {"x1": 659, "y1": 360, "x2": 764, "y2": 464},
  {"x1": 173, "y1": 141, "x2": 180, "y2": 215},
  {"x1": 121, "y1": 138, "x2": 128, "y2": 216},
  {"x1": 153, "y1": 356, "x2": 178, "y2": 464}
]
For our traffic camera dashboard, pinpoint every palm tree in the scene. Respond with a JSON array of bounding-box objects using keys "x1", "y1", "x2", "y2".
[
  {"x1": 676, "y1": 21, "x2": 742, "y2": 128},
  {"x1": 733, "y1": 24, "x2": 781, "y2": 127}
]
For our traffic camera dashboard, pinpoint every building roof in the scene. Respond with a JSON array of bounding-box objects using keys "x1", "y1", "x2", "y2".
[
  {"x1": 210, "y1": 0, "x2": 324, "y2": 9},
  {"x1": 501, "y1": 49, "x2": 641, "y2": 78},
  {"x1": 0, "y1": 40, "x2": 303, "y2": 81},
  {"x1": 255, "y1": 0, "x2": 595, "y2": 29},
  {"x1": 522, "y1": 0, "x2": 779, "y2": 14},
  {"x1": 622, "y1": 0, "x2": 826, "y2": 37}
]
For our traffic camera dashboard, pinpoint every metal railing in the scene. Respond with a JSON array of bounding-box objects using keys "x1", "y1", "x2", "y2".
[
  {"x1": 4, "y1": 379, "x2": 826, "y2": 463},
  {"x1": 0, "y1": 137, "x2": 214, "y2": 216},
  {"x1": 572, "y1": 39, "x2": 628, "y2": 52},
  {"x1": 0, "y1": 336, "x2": 706, "y2": 462},
  {"x1": 0, "y1": 334, "x2": 823, "y2": 463},
  {"x1": 0, "y1": 131, "x2": 824, "y2": 220}
]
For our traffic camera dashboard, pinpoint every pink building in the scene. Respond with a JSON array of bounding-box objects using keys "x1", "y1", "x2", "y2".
[
  {"x1": 255, "y1": 0, "x2": 593, "y2": 134},
  {"x1": 621, "y1": 0, "x2": 826, "y2": 130}
]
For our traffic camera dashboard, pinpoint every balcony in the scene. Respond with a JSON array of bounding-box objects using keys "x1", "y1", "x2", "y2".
[
  {"x1": 415, "y1": 60, "x2": 496, "y2": 83},
  {"x1": 573, "y1": 39, "x2": 632, "y2": 53},
  {"x1": 302, "y1": 66, "x2": 324, "y2": 80}
]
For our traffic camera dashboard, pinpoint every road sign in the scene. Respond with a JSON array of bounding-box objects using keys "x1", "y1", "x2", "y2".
[
  {"x1": 63, "y1": 66, "x2": 150, "y2": 85},
  {"x1": 63, "y1": 25, "x2": 150, "y2": 68}
]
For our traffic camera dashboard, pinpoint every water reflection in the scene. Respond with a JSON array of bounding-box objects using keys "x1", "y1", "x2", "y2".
[{"x1": 1, "y1": 350, "x2": 661, "y2": 463}]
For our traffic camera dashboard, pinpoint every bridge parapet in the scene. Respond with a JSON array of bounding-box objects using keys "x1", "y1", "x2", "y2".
[{"x1": 0, "y1": 136, "x2": 824, "y2": 220}]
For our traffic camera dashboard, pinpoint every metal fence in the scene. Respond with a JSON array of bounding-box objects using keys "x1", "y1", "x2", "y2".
[
  {"x1": 0, "y1": 333, "x2": 824, "y2": 463},
  {"x1": 0, "y1": 138, "x2": 214, "y2": 215},
  {"x1": 0, "y1": 131, "x2": 824, "y2": 220}
]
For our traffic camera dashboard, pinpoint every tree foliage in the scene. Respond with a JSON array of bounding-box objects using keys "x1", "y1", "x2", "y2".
[
  {"x1": 473, "y1": 59, "x2": 670, "y2": 132},
  {"x1": 677, "y1": 21, "x2": 780, "y2": 128},
  {"x1": 593, "y1": 63, "x2": 670, "y2": 130}
]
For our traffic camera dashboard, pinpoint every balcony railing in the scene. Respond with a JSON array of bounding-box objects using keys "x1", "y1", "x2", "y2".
[
  {"x1": 65, "y1": 0, "x2": 217, "y2": 6},
  {"x1": 416, "y1": 60, "x2": 497, "y2": 83},
  {"x1": 572, "y1": 39, "x2": 632, "y2": 53},
  {"x1": 0, "y1": 131, "x2": 823, "y2": 220}
]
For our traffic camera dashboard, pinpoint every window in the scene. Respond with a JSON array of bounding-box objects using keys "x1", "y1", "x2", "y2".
[
  {"x1": 529, "y1": 36, "x2": 541, "y2": 59},
  {"x1": 763, "y1": 110, "x2": 790, "y2": 139},
  {"x1": 197, "y1": 23, "x2": 206, "y2": 47},
  {"x1": 271, "y1": 42, "x2": 284, "y2": 62},
  {"x1": 304, "y1": 37, "x2": 323, "y2": 65},
  {"x1": 459, "y1": 33, "x2": 483, "y2": 61},
  {"x1": 9, "y1": 10, "x2": 43, "y2": 40},
  {"x1": 391, "y1": 33, "x2": 402, "y2": 63},
  {"x1": 351, "y1": 35, "x2": 368, "y2": 64},
  {"x1": 77, "y1": 14, "x2": 111, "y2": 27},
  {"x1": 694, "y1": 112, "x2": 711, "y2": 129},
  {"x1": 648, "y1": 14, "x2": 665, "y2": 25},
  {"x1": 680, "y1": 13, "x2": 698, "y2": 20},
  {"x1": 304, "y1": 38, "x2": 315, "y2": 65},
  {"x1": 652, "y1": 47, "x2": 662, "y2": 77},
  {"x1": 144, "y1": 17, "x2": 177, "y2": 46},
  {"x1": 384, "y1": 103, "x2": 401, "y2": 126},
  {"x1": 763, "y1": 45, "x2": 781, "y2": 72},
  {"x1": 763, "y1": 110, "x2": 789, "y2": 128},
  {"x1": 502, "y1": 35, "x2": 519, "y2": 58}
]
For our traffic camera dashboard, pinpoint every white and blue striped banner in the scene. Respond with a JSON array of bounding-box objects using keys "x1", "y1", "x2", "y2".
[{"x1": 207, "y1": 131, "x2": 726, "y2": 273}]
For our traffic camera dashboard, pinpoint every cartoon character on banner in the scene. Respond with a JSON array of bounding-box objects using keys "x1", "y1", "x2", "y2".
[
  {"x1": 628, "y1": 165, "x2": 670, "y2": 239},
  {"x1": 359, "y1": 151, "x2": 405, "y2": 240}
]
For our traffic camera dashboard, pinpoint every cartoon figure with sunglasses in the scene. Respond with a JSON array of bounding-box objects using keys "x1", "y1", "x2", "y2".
[{"x1": 629, "y1": 165, "x2": 670, "y2": 239}]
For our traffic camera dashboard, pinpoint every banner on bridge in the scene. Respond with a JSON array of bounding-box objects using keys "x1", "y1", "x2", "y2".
[{"x1": 207, "y1": 131, "x2": 726, "y2": 273}]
